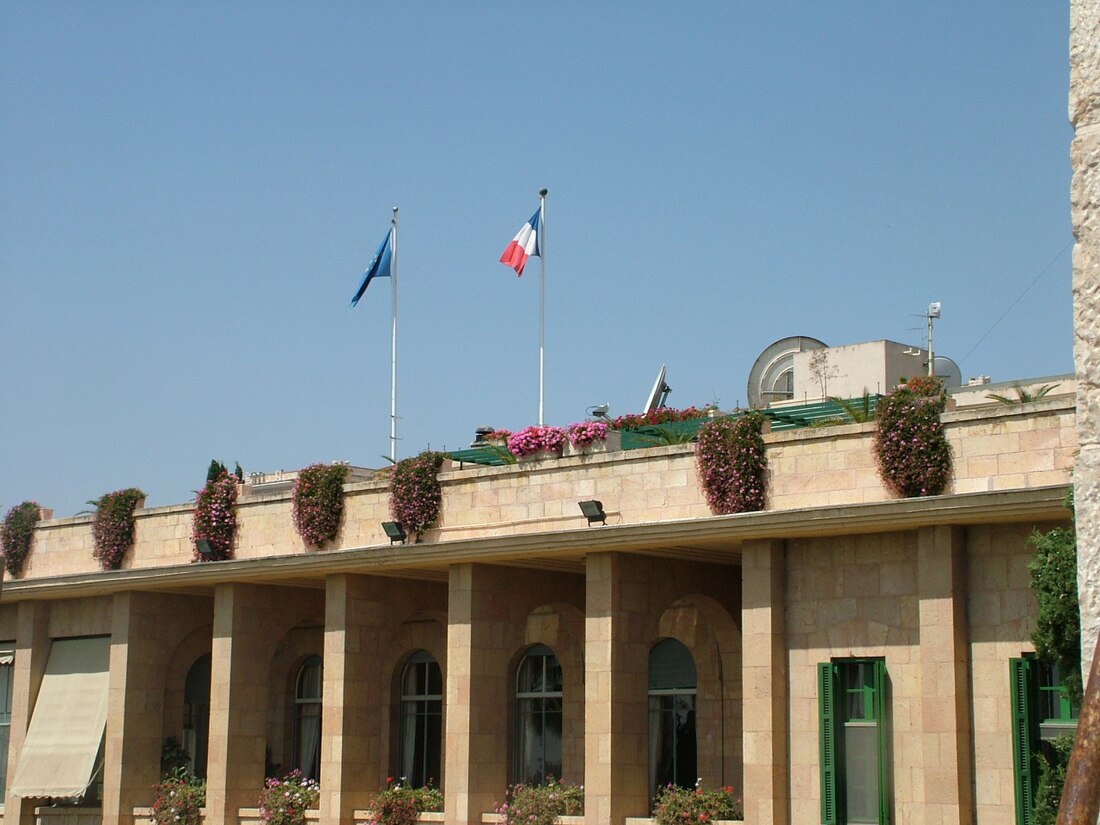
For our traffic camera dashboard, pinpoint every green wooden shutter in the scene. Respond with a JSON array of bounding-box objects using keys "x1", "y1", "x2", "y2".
[
  {"x1": 1010, "y1": 657, "x2": 1036, "y2": 825},
  {"x1": 819, "y1": 662, "x2": 838, "y2": 825},
  {"x1": 873, "y1": 658, "x2": 890, "y2": 824}
]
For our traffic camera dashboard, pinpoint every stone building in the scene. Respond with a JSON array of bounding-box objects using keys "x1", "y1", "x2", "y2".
[{"x1": 0, "y1": 383, "x2": 1078, "y2": 825}]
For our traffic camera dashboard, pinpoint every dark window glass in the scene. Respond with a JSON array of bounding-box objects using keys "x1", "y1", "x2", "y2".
[
  {"x1": 648, "y1": 639, "x2": 697, "y2": 794},
  {"x1": 294, "y1": 655, "x2": 323, "y2": 780},
  {"x1": 399, "y1": 651, "x2": 443, "y2": 788},
  {"x1": 183, "y1": 654, "x2": 211, "y2": 779},
  {"x1": 515, "y1": 644, "x2": 563, "y2": 785}
]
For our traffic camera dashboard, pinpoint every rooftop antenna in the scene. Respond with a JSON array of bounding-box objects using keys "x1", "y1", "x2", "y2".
[{"x1": 927, "y1": 302, "x2": 941, "y2": 377}]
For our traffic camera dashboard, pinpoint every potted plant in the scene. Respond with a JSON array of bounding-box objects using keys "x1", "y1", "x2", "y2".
[
  {"x1": 390, "y1": 451, "x2": 447, "y2": 542},
  {"x1": 695, "y1": 413, "x2": 768, "y2": 515},
  {"x1": 496, "y1": 778, "x2": 583, "y2": 825},
  {"x1": 365, "y1": 778, "x2": 444, "y2": 825},
  {"x1": 192, "y1": 470, "x2": 238, "y2": 562},
  {"x1": 258, "y1": 770, "x2": 319, "y2": 825},
  {"x1": 652, "y1": 781, "x2": 742, "y2": 824},
  {"x1": 564, "y1": 420, "x2": 620, "y2": 456},
  {"x1": 507, "y1": 426, "x2": 567, "y2": 462}
]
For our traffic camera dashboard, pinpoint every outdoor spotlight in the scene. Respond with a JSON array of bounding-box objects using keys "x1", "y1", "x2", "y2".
[
  {"x1": 578, "y1": 500, "x2": 607, "y2": 526},
  {"x1": 195, "y1": 539, "x2": 215, "y2": 560},
  {"x1": 382, "y1": 521, "x2": 408, "y2": 545}
]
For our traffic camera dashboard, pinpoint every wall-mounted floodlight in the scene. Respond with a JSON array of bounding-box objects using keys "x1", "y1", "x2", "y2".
[
  {"x1": 382, "y1": 522, "x2": 407, "y2": 545},
  {"x1": 195, "y1": 539, "x2": 215, "y2": 561},
  {"x1": 578, "y1": 500, "x2": 607, "y2": 526}
]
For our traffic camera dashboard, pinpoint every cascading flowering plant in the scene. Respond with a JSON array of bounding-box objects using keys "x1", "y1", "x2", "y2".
[
  {"x1": 1, "y1": 501, "x2": 41, "y2": 577},
  {"x1": 192, "y1": 471, "x2": 238, "y2": 561},
  {"x1": 695, "y1": 412, "x2": 767, "y2": 515},
  {"x1": 507, "y1": 425, "x2": 567, "y2": 457},
  {"x1": 390, "y1": 450, "x2": 447, "y2": 541},
  {"x1": 90, "y1": 487, "x2": 146, "y2": 570},
  {"x1": 566, "y1": 420, "x2": 609, "y2": 448},
  {"x1": 872, "y1": 376, "x2": 952, "y2": 497},
  {"x1": 258, "y1": 769, "x2": 319, "y2": 825},
  {"x1": 292, "y1": 463, "x2": 349, "y2": 548}
]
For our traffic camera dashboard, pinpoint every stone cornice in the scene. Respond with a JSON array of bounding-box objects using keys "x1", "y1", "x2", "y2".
[{"x1": 0, "y1": 486, "x2": 1070, "y2": 602}]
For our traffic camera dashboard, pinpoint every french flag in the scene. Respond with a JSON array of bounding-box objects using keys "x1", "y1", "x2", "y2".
[{"x1": 500, "y1": 209, "x2": 541, "y2": 277}]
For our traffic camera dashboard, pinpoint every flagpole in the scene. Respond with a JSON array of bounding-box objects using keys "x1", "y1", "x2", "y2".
[
  {"x1": 390, "y1": 206, "x2": 398, "y2": 463},
  {"x1": 538, "y1": 188, "x2": 547, "y2": 425}
]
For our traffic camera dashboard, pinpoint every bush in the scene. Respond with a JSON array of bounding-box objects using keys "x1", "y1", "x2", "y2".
[
  {"x1": 1, "y1": 501, "x2": 40, "y2": 577},
  {"x1": 1032, "y1": 736, "x2": 1074, "y2": 825},
  {"x1": 292, "y1": 463, "x2": 349, "y2": 548},
  {"x1": 258, "y1": 770, "x2": 319, "y2": 825},
  {"x1": 496, "y1": 778, "x2": 583, "y2": 825},
  {"x1": 872, "y1": 376, "x2": 951, "y2": 497},
  {"x1": 152, "y1": 769, "x2": 205, "y2": 825},
  {"x1": 695, "y1": 413, "x2": 767, "y2": 515},
  {"x1": 365, "y1": 779, "x2": 444, "y2": 825},
  {"x1": 390, "y1": 451, "x2": 447, "y2": 540},
  {"x1": 90, "y1": 487, "x2": 146, "y2": 570},
  {"x1": 652, "y1": 782, "x2": 743, "y2": 825}
]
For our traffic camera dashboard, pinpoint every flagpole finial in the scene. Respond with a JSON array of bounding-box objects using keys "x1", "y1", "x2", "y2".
[
  {"x1": 539, "y1": 188, "x2": 548, "y2": 197},
  {"x1": 392, "y1": 206, "x2": 398, "y2": 215}
]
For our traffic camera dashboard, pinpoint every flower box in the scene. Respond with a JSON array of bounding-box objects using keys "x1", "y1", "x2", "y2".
[
  {"x1": 563, "y1": 429, "x2": 622, "y2": 457},
  {"x1": 517, "y1": 448, "x2": 561, "y2": 463}
]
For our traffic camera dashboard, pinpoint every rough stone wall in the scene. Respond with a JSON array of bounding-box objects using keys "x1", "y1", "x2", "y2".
[{"x1": 1071, "y1": 0, "x2": 1100, "y2": 669}]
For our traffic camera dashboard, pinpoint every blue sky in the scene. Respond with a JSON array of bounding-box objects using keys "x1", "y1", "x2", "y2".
[{"x1": 1, "y1": 3, "x2": 1073, "y2": 518}]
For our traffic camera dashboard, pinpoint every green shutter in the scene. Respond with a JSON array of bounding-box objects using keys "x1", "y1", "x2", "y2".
[
  {"x1": 819, "y1": 662, "x2": 838, "y2": 825},
  {"x1": 1010, "y1": 657, "x2": 1036, "y2": 825},
  {"x1": 873, "y1": 658, "x2": 890, "y2": 824}
]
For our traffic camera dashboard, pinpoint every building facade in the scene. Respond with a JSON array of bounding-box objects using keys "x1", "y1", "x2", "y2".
[{"x1": 0, "y1": 393, "x2": 1077, "y2": 825}]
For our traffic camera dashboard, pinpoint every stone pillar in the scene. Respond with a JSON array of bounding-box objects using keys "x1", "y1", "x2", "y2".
[
  {"x1": 5, "y1": 602, "x2": 49, "y2": 825},
  {"x1": 205, "y1": 584, "x2": 322, "y2": 825},
  {"x1": 319, "y1": 576, "x2": 446, "y2": 825},
  {"x1": 584, "y1": 553, "x2": 650, "y2": 825},
  {"x1": 102, "y1": 593, "x2": 212, "y2": 825},
  {"x1": 1071, "y1": 0, "x2": 1100, "y2": 679},
  {"x1": 741, "y1": 539, "x2": 789, "y2": 825},
  {"x1": 443, "y1": 564, "x2": 511, "y2": 825},
  {"x1": 917, "y1": 526, "x2": 974, "y2": 825},
  {"x1": 319, "y1": 574, "x2": 400, "y2": 825}
]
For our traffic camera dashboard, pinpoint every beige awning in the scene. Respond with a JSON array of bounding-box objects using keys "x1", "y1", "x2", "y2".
[{"x1": 10, "y1": 636, "x2": 111, "y2": 798}]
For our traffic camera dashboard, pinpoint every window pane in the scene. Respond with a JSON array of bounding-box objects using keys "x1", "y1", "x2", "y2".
[
  {"x1": 649, "y1": 639, "x2": 697, "y2": 692},
  {"x1": 843, "y1": 723, "x2": 879, "y2": 824},
  {"x1": 400, "y1": 656, "x2": 443, "y2": 788}
]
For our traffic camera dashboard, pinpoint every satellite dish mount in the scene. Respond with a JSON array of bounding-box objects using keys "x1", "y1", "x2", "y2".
[{"x1": 644, "y1": 365, "x2": 672, "y2": 413}]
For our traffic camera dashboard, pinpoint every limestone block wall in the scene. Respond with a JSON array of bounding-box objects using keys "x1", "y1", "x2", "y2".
[
  {"x1": 12, "y1": 401, "x2": 1077, "y2": 582},
  {"x1": 967, "y1": 522, "x2": 1050, "y2": 825},
  {"x1": 786, "y1": 532, "x2": 924, "y2": 824},
  {"x1": 1071, "y1": 0, "x2": 1100, "y2": 672}
]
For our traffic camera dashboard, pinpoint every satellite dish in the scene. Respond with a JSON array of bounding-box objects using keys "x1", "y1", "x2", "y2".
[
  {"x1": 747, "y1": 336, "x2": 827, "y2": 408},
  {"x1": 644, "y1": 365, "x2": 672, "y2": 413},
  {"x1": 933, "y1": 356, "x2": 962, "y2": 389}
]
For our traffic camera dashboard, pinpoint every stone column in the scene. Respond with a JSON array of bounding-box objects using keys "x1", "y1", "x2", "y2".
[
  {"x1": 584, "y1": 553, "x2": 650, "y2": 825},
  {"x1": 4, "y1": 602, "x2": 49, "y2": 825},
  {"x1": 741, "y1": 539, "x2": 789, "y2": 825},
  {"x1": 1071, "y1": 0, "x2": 1100, "y2": 679},
  {"x1": 205, "y1": 584, "x2": 322, "y2": 825},
  {"x1": 916, "y1": 526, "x2": 974, "y2": 825},
  {"x1": 443, "y1": 564, "x2": 511, "y2": 825},
  {"x1": 102, "y1": 593, "x2": 212, "y2": 825},
  {"x1": 321, "y1": 576, "x2": 444, "y2": 825}
]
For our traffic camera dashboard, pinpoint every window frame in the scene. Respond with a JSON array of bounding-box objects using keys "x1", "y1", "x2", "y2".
[
  {"x1": 293, "y1": 655, "x2": 323, "y2": 781},
  {"x1": 648, "y1": 638, "x2": 698, "y2": 795},
  {"x1": 513, "y1": 644, "x2": 564, "y2": 786},
  {"x1": 398, "y1": 650, "x2": 443, "y2": 789},
  {"x1": 818, "y1": 658, "x2": 890, "y2": 825}
]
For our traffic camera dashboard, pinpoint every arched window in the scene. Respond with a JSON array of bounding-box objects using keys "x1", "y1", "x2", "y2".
[
  {"x1": 514, "y1": 644, "x2": 563, "y2": 785},
  {"x1": 399, "y1": 651, "x2": 443, "y2": 788},
  {"x1": 294, "y1": 655, "x2": 323, "y2": 780},
  {"x1": 648, "y1": 639, "x2": 697, "y2": 794},
  {"x1": 182, "y1": 654, "x2": 211, "y2": 779}
]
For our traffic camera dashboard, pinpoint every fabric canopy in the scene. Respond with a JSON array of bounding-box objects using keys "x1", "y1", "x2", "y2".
[{"x1": 10, "y1": 636, "x2": 111, "y2": 798}]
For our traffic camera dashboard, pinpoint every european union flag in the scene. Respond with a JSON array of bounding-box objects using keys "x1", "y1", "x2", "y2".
[{"x1": 351, "y1": 228, "x2": 392, "y2": 306}]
